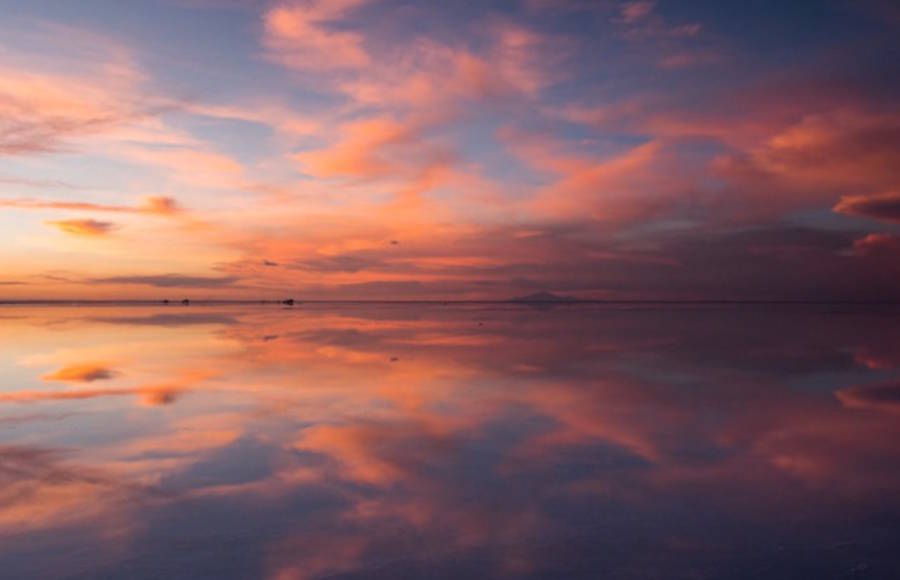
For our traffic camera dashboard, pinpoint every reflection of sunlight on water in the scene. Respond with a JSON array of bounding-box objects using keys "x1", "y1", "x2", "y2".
[{"x1": 1, "y1": 304, "x2": 899, "y2": 578}]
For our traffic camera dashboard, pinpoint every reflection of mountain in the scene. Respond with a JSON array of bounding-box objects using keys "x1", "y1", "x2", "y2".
[{"x1": 509, "y1": 291, "x2": 577, "y2": 303}]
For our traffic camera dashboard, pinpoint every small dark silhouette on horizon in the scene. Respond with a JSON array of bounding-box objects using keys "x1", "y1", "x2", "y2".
[
  {"x1": 162, "y1": 299, "x2": 170, "y2": 304},
  {"x1": 181, "y1": 298, "x2": 190, "y2": 305},
  {"x1": 282, "y1": 298, "x2": 295, "y2": 306},
  {"x1": 509, "y1": 291, "x2": 577, "y2": 303}
]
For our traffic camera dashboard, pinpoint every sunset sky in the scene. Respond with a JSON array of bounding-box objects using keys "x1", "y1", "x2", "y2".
[{"x1": 1, "y1": 0, "x2": 898, "y2": 301}]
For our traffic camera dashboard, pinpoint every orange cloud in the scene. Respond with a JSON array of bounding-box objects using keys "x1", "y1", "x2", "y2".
[
  {"x1": 296, "y1": 116, "x2": 414, "y2": 179},
  {"x1": 45, "y1": 219, "x2": 117, "y2": 237},
  {"x1": 505, "y1": 129, "x2": 674, "y2": 222},
  {"x1": 293, "y1": 114, "x2": 456, "y2": 207},
  {"x1": 139, "y1": 196, "x2": 180, "y2": 214},
  {"x1": 851, "y1": 233, "x2": 900, "y2": 256},
  {"x1": 4, "y1": 369, "x2": 211, "y2": 406},
  {"x1": 43, "y1": 363, "x2": 116, "y2": 382},
  {"x1": 1, "y1": 195, "x2": 179, "y2": 216},
  {"x1": 833, "y1": 191, "x2": 900, "y2": 223}
]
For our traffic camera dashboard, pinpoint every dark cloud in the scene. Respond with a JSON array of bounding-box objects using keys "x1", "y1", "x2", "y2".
[
  {"x1": 290, "y1": 254, "x2": 383, "y2": 273},
  {"x1": 852, "y1": 233, "x2": 900, "y2": 256},
  {"x1": 331, "y1": 280, "x2": 426, "y2": 297},
  {"x1": 89, "y1": 274, "x2": 240, "y2": 288},
  {"x1": 837, "y1": 381, "x2": 900, "y2": 412},
  {"x1": 834, "y1": 191, "x2": 900, "y2": 223}
]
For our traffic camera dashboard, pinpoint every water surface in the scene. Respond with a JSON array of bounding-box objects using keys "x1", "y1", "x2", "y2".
[{"x1": 1, "y1": 303, "x2": 899, "y2": 579}]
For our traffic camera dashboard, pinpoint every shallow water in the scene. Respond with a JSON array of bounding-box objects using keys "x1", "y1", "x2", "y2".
[{"x1": 1, "y1": 303, "x2": 899, "y2": 579}]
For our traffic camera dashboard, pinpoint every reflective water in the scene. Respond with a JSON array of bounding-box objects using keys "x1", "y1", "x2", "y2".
[{"x1": 1, "y1": 303, "x2": 899, "y2": 579}]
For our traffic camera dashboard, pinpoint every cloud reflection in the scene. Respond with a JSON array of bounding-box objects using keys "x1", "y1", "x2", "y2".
[{"x1": 0, "y1": 304, "x2": 899, "y2": 578}]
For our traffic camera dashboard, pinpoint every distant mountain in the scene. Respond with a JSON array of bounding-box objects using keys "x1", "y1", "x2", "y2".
[{"x1": 509, "y1": 291, "x2": 577, "y2": 303}]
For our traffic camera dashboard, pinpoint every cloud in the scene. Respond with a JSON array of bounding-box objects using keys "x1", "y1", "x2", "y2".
[
  {"x1": 620, "y1": 1, "x2": 655, "y2": 24},
  {"x1": 137, "y1": 387, "x2": 182, "y2": 406},
  {"x1": 293, "y1": 114, "x2": 456, "y2": 203},
  {"x1": 504, "y1": 128, "x2": 678, "y2": 223},
  {"x1": 45, "y1": 219, "x2": 117, "y2": 237},
  {"x1": 43, "y1": 364, "x2": 116, "y2": 383},
  {"x1": 336, "y1": 20, "x2": 565, "y2": 110},
  {"x1": 295, "y1": 116, "x2": 418, "y2": 179},
  {"x1": 851, "y1": 233, "x2": 900, "y2": 256},
  {"x1": 658, "y1": 49, "x2": 722, "y2": 69},
  {"x1": 183, "y1": 102, "x2": 320, "y2": 138},
  {"x1": 1, "y1": 195, "x2": 180, "y2": 216},
  {"x1": 615, "y1": 0, "x2": 702, "y2": 39},
  {"x1": 834, "y1": 191, "x2": 900, "y2": 223},
  {"x1": 0, "y1": 385, "x2": 182, "y2": 406},
  {"x1": 262, "y1": 0, "x2": 371, "y2": 72},
  {"x1": 0, "y1": 386, "x2": 146, "y2": 403},
  {"x1": 139, "y1": 196, "x2": 180, "y2": 214},
  {"x1": 725, "y1": 111, "x2": 900, "y2": 195},
  {"x1": 121, "y1": 147, "x2": 244, "y2": 189},
  {"x1": 837, "y1": 381, "x2": 900, "y2": 413},
  {"x1": 88, "y1": 274, "x2": 240, "y2": 288},
  {"x1": 290, "y1": 254, "x2": 382, "y2": 273},
  {"x1": 0, "y1": 24, "x2": 149, "y2": 156},
  {"x1": 0, "y1": 23, "x2": 242, "y2": 195},
  {"x1": 0, "y1": 69, "x2": 129, "y2": 155},
  {"x1": 1, "y1": 371, "x2": 209, "y2": 406}
]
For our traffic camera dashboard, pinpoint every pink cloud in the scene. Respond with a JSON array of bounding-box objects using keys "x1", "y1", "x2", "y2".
[
  {"x1": 851, "y1": 233, "x2": 900, "y2": 256},
  {"x1": 620, "y1": 1, "x2": 655, "y2": 24},
  {"x1": 262, "y1": 1, "x2": 371, "y2": 71},
  {"x1": 834, "y1": 191, "x2": 900, "y2": 223},
  {"x1": 503, "y1": 128, "x2": 684, "y2": 223}
]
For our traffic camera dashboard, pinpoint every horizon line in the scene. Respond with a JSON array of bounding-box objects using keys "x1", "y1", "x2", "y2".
[{"x1": 3, "y1": 299, "x2": 900, "y2": 306}]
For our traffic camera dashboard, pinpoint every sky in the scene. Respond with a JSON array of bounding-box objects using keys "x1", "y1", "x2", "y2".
[{"x1": 0, "y1": 0, "x2": 898, "y2": 301}]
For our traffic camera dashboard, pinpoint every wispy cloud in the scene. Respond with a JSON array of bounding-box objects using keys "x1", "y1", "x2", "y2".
[
  {"x1": 45, "y1": 219, "x2": 117, "y2": 237},
  {"x1": 262, "y1": 0, "x2": 371, "y2": 71},
  {"x1": 2, "y1": 195, "x2": 180, "y2": 215},
  {"x1": 88, "y1": 274, "x2": 240, "y2": 288},
  {"x1": 834, "y1": 191, "x2": 900, "y2": 223}
]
